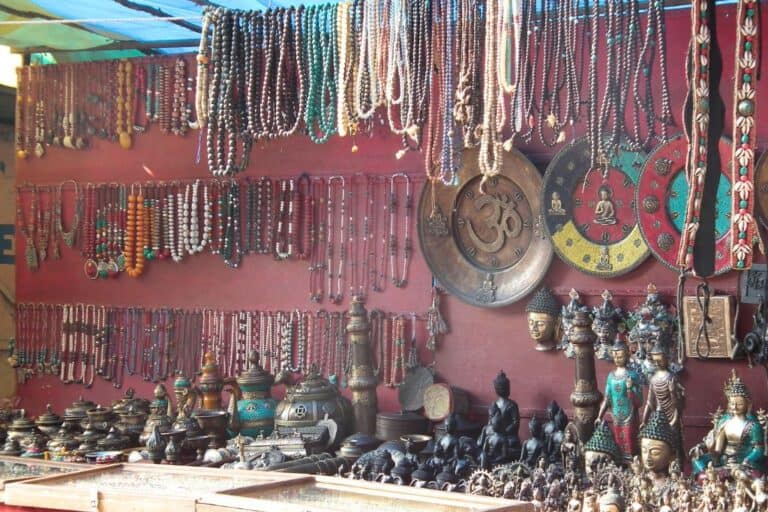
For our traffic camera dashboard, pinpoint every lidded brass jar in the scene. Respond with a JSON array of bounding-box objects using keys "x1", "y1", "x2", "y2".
[
  {"x1": 275, "y1": 365, "x2": 354, "y2": 442},
  {"x1": 35, "y1": 404, "x2": 63, "y2": 437}
]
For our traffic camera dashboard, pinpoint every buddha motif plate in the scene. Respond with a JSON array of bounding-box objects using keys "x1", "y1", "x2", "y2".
[
  {"x1": 636, "y1": 134, "x2": 732, "y2": 275},
  {"x1": 418, "y1": 148, "x2": 552, "y2": 307},
  {"x1": 542, "y1": 138, "x2": 650, "y2": 277},
  {"x1": 755, "y1": 150, "x2": 768, "y2": 229}
]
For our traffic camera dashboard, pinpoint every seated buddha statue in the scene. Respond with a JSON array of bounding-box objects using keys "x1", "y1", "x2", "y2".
[{"x1": 690, "y1": 370, "x2": 766, "y2": 477}]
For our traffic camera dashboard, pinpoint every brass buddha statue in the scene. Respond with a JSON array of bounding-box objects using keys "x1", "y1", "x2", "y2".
[
  {"x1": 690, "y1": 370, "x2": 766, "y2": 477},
  {"x1": 639, "y1": 409, "x2": 677, "y2": 487},
  {"x1": 526, "y1": 287, "x2": 560, "y2": 351},
  {"x1": 641, "y1": 340, "x2": 684, "y2": 462}
]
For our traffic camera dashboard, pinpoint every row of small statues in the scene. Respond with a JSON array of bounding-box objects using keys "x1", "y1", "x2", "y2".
[{"x1": 526, "y1": 283, "x2": 678, "y2": 372}]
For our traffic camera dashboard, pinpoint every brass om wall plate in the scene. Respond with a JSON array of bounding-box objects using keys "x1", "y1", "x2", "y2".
[{"x1": 418, "y1": 148, "x2": 553, "y2": 307}]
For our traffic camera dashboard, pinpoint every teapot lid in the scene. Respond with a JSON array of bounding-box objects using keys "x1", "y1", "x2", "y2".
[
  {"x1": 35, "y1": 404, "x2": 62, "y2": 425},
  {"x1": 9, "y1": 410, "x2": 35, "y2": 430},
  {"x1": 287, "y1": 364, "x2": 337, "y2": 400},
  {"x1": 237, "y1": 351, "x2": 274, "y2": 388}
]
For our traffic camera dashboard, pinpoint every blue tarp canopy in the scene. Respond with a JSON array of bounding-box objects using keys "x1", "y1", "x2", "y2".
[{"x1": 0, "y1": 0, "x2": 336, "y2": 63}]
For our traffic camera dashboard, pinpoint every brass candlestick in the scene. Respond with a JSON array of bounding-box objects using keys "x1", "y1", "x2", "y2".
[
  {"x1": 346, "y1": 296, "x2": 378, "y2": 435},
  {"x1": 569, "y1": 310, "x2": 602, "y2": 443}
]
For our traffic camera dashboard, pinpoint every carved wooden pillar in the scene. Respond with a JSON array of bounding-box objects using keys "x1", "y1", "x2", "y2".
[
  {"x1": 569, "y1": 310, "x2": 602, "y2": 443},
  {"x1": 346, "y1": 296, "x2": 378, "y2": 435}
]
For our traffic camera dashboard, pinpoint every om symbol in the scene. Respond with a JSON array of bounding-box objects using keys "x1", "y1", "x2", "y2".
[{"x1": 466, "y1": 194, "x2": 523, "y2": 254}]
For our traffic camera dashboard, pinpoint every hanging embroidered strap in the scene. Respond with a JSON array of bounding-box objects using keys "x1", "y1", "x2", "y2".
[
  {"x1": 730, "y1": 0, "x2": 762, "y2": 269},
  {"x1": 677, "y1": 0, "x2": 712, "y2": 271}
]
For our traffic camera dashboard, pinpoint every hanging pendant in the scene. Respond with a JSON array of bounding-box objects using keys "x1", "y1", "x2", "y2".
[
  {"x1": 24, "y1": 239, "x2": 38, "y2": 271},
  {"x1": 62, "y1": 135, "x2": 75, "y2": 149},
  {"x1": 118, "y1": 131, "x2": 132, "y2": 150},
  {"x1": 83, "y1": 259, "x2": 99, "y2": 280},
  {"x1": 34, "y1": 142, "x2": 45, "y2": 158}
]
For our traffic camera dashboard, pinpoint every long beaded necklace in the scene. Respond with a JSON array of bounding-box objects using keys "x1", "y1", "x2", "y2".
[
  {"x1": 274, "y1": 178, "x2": 295, "y2": 260},
  {"x1": 478, "y1": 0, "x2": 503, "y2": 183},
  {"x1": 171, "y1": 58, "x2": 190, "y2": 136},
  {"x1": 36, "y1": 186, "x2": 51, "y2": 262},
  {"x1": 196, "y1": 10, "x2": 212, "y2": 131},
  {"x1": 326, "y1": 176, "x2": 346, "y2": 304},
  {"x1": 116, "y1": 60, "x2": 134, "y2": 150},
  {"x1": 309, "y1": 178, "x2": 325, "y2": 302},
  {"x1": 16, "y1": 184, "x2": 38, "y2": 271},
  {"x1": 221, "y1": 179, "x2": 243, "y2": 268},
  {"x1": 124, "y1": 185, "x2": 146, "y2": 278},
  {"x1": 389, "y1": 173, "x2": 412, "y2": 288},
  {"x1": 295, "y1": 174, "x2": 314, "y2": 260},
  {"x1": 304, "y1": 4, "x2": 339, "y2": 144},
  {"x1": 729, "y1": 0, "x2": 760, "y2": 269}
]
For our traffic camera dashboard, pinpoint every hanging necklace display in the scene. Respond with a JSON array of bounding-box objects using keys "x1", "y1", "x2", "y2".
[
  {"x1": 419, "y1": 148, "x2": 552, "y2": 307},
  {"x1": 36, "y1": 186, "x2": 51, "y2": 262},
  {"x1": 637, "y1": 134, "x2": 733, "y2": 275},
  {"x1": 542, "y1": 138, "x2": 650, "y2": 277},
  {"x1": 309, "y1": 178, "x2": 326, "y2": 302}
]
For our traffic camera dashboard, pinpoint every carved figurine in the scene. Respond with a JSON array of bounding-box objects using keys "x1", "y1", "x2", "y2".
[
  {"x1": 526, "y1": 288, "x2": 561, "y2": 351},
  {"x1": 479, "y1": 370, "x2": 521, "y2": 460},
  {"x1": 546, "y1": 409, "x2": 568, "y2": 464},
  {"x1": 583, "y1": 422, "x2": 620, "y2": 477},
  {"x1": 598, "y1": 487, "x2": 624, "y2": 512},
  {"x1": 591, "y1": 291, "x2": 623, "y2": 360},
  {"x1": 480, "y1": 410, "x2": 509, "y2": 469},
  {"x1": 639, "y1": 409, "x2": 677, "y2": 488},
  {"x1": 431, "y1": 413, "x2": 460, "y2": 471},
  {"x1": 543, "y1": 400, "x2": 564, "y2": 445},
  {"x1": 596, "y1": 337, "x2": 642, "y2": 462},
  {"x1": 561, "y1": 289, "x2": 590, "y2": 356},
  {"x1": 560, "y1": 423, "x2": 582, "y2": 472},
  {"x1": 628, "y1": 284, "x2": 678, "y2": 376},
  {"x1": 641, "y1": 340, "x2": 685, "y2": 462},
  {"x1": 172, "y1": 372, "x2": 198, "y2": 433},
  {"x1": 594, "y1": 185, "x2": 617, "y2": 225},
  {"x1": 519, "y1": 416, "x2": 545, "y2": 467},
  {"x1": 690, "y1": 370, "x2": 766, "y2": 476}
]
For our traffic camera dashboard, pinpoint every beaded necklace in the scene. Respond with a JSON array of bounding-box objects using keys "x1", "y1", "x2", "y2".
[
  {"x1": 17, "y1": 185, "x2": 38, "y2": 271},
  {"x1": 171, "y1": 58, "x2": 190, "y2": 136},
  {"x1": 296, "y1": 174, "x2": 314, "y2": 260},
  {"x1": 124, "y1": 185, "x2": 146, "y2": 278},
  {"x1": 36, "y1": 186, "x2": 51, "y2": 262},
  {"x1": 196, "y1": 10, "x2": 212, "y2": 131},
  {"x1": 116, "y1": 60, "x2": 133, "y2": 149},
  {"x1": 222, "y1": 180, "x2": 243, "y2": 268},
  {"x1": 729, "y1": 0, "x2": 760, "y2": 269},
  {"x1": 389, "y1": 173, "x2": 412, "y2": 288},
  {"x1": 478, "y1": 0, "x2": 503, "y2": 183},
  {"x1": 326, "y1": 176, "x2": 346, "y2": 304},
  {"x1": 275, "y1": 179, "x2": 295, "y2": 260},
  {"x1": 309, "y1": 178, "x2": 325, "y2": 302}
]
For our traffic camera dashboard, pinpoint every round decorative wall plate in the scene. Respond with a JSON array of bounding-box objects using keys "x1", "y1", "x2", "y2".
[
  {"x1": 542, "y1": 138, "x2": 650, "y2": 277},
  {"x1": 636, "y1": 134, "x2": 732, "y2": 275},
  {"x1": 418, "y1": 148, "x2": 553, "y2": 307},
  {"x1": 756, "y1": 150, "x2": 768, "y2": 229}
]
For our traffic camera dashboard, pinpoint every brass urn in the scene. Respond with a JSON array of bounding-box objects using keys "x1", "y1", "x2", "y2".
[{"x1": 275, "y1": 364, "x2": 354, "y2": 443}]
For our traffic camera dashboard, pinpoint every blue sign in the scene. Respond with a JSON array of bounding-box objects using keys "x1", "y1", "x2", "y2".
[{"x1": 0, "y1": 224, "x2": 14, "y2": 265}]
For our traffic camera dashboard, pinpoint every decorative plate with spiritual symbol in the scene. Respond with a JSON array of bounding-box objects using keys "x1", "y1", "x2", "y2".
[
  {"x1": 636, "y1": 135, "x2": 732, "y2": 274},
  {"x1": 418, "y1": 148, "x2": 553, "y2": 307},
  {"x1": 755, "y1": 151, "x2": 768, "y2": 229},
  {"x1": 542, "y1": 138, "x2": 650, "y2": 277}
]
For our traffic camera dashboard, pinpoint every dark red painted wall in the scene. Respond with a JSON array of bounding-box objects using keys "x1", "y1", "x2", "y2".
[{"x1": 13, "y1": 5, "x2": 768, "y2": 455}]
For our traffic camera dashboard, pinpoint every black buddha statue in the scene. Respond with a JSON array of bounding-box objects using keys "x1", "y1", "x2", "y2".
[
  {"x1": 479, "y1": 370, "x2": 521, "y2": 460},
  {"x1": 547, "y1": 408, "x2": 569, "y2": 464},
  {"x1": 479, "y1": 410, "x2": 509, "y2": 469},
  {"x1": 543, "y1": 401, "x2": 563, "y2": 446},
  {"x1": 520, "y1": 416, "x2": 545, "y2": 467}
]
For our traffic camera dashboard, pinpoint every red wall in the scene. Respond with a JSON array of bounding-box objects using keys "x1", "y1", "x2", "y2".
[{"x1": 13, "y1": 5, "x2": 768, "y2": 455}]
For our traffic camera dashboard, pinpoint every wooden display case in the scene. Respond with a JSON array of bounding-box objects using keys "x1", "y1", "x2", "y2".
[
  {"x1": 0, "y1": 456, "x2": 81, "y2": 502},
  {"x1": 196, "y1": 475, "x2": 533, "y2": 512},
  {"x1": 4, "y1": 463, "x2": 303, "y2": 512}
]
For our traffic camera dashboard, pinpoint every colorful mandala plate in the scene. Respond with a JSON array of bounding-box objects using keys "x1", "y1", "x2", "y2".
[
  {"x1": 636, "y1": 134, "x2": 732, "y2": 275},
  {"x1": 542, "y1": 138, "x2": 650, "y2": 277}
]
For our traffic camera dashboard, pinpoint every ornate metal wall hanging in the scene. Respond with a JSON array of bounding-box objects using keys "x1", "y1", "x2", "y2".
[
  {"x1": 636, "y1": 134, "x2": 732, "y2": 275},
  {"x1": 418, "y1": 148, "x2": 552, "y2": 307},
  {"x1": 542, "y1": 138, "x2": 649, "y2": 277}
]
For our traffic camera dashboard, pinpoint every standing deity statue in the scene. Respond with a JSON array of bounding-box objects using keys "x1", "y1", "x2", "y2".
[
  {"x1": 596, "y1": 337, "x2": 642, "y2": 462},
  {"x1": 641, "y1": 340, "x2": 685, "y2": 462}
]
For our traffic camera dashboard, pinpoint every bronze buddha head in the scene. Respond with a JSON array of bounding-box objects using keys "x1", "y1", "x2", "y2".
[
  {"x1": 724, "y1": 370, "x2": 752, "y2": 417},
  {"x1": 525, "y1": 287, "x2": 560, "y2": 351}
]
